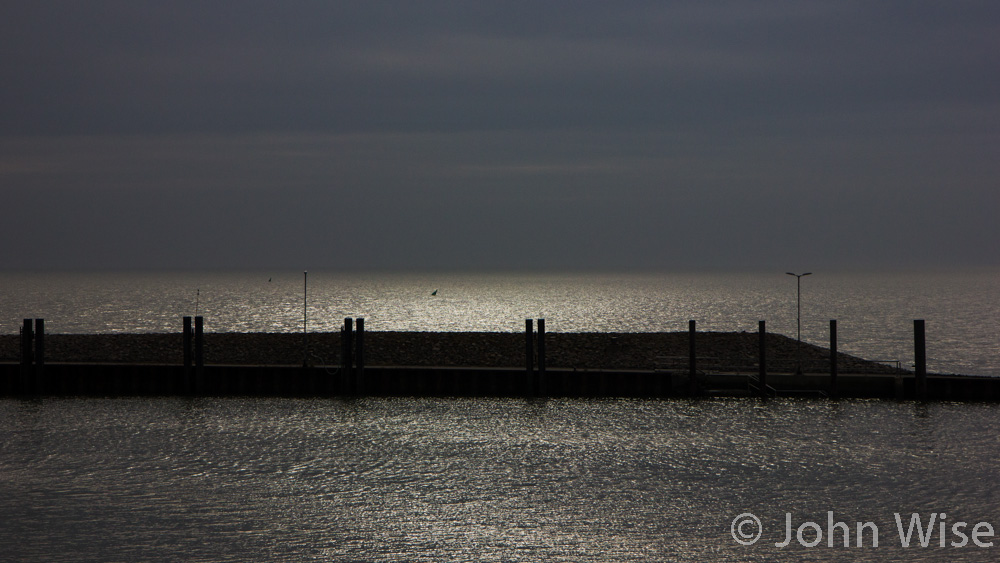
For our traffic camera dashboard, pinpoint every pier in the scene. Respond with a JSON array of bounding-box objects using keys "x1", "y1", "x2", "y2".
[
  {"x1": 3, "y1": 363, "x2": 999, "y2": 401},
  {"x1": 2, "y1": 316, "x2": 997, "y2": 400}
]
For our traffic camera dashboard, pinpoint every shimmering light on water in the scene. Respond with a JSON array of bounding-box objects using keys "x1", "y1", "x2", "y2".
[
  {"x1": 2, "y1": 397, "x2": 999, "y2": 562},
  {"x1": 1, "y1": 270, "x2": 998, "y2": 375}
]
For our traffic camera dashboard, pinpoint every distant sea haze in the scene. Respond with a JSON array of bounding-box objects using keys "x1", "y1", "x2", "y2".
[{"x1": 2, "y1": 270, "x2": 997, "y2": 377}]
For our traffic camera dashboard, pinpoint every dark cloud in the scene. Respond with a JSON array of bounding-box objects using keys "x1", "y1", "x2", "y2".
[{"x1": 2, "y1": 1, "x2": 998, "y2": 271}]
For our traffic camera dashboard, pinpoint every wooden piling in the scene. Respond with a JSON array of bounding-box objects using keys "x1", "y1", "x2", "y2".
[
  {"x1": 183, "y1": 316, "x2": 192, "y2": 368},
  {"x1": 20, "y1": 319, "x2": 33, "y2": 394},
  {"x1": 182, "y1": 317, "x2": 193, "y2": 395},
  {"x1": 20, "y1": 318, "x2": 33, "y2": 363},
  {"x1": 829, "y1": 319, "x2": 838, "y2": 398},
  {"x1": 915, "y1": 319, "x2": 927, "y2": 400},
  {"x1": 356, "y1": 318, "x2": 365, "y2": 395},
  {"x1": 537, "y1": 318, "x2": 546, "y2": 396},
  {"x1": 525, "y1": 319, "x2": 534, "y2": 396},
  {"x1": 194, "y1": 316, "x2": 204, "y2": 389},
  {"x1": 758, "y1": 320, "x2": 767, "y2": 396},
  {"x1": 339, "y1": 324, "x2": 347, "y2": 372},
  {"x1": 34, "y1": 319, "x2": 44, "y2": 392},
  {"x1": 688, "y1": 320, "x2": 697, "y2": 395},
  {"x1": 343, "y1": 318, "x2": 354, "y2": 394}
]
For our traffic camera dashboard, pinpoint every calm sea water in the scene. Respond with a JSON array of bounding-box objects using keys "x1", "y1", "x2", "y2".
[
  {"x1": 2, "y1": 270, "x2": 997, "y2": 375},
  {"x1": 2, "y1": 397, "x2": 999, "y2": 562}
]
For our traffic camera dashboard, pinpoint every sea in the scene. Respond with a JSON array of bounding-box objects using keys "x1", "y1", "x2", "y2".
[
  {"x1": 2, "y1": 270, "x2": 1000, "y2": 562},
  {"x1": 3, "y1": 398, "x2": 1000, "y2": 562}
]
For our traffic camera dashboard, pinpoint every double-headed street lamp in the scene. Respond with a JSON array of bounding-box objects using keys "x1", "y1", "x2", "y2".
[{"x1": 786, "y1": 272, "x2": 812, "y2": 374}]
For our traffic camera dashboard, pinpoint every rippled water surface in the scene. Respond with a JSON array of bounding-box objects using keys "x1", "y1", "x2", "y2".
[
  {"x1": 2, "y1": 397, "x2": 999, "y2": 562},
  {"x1": 1, "y1": 270, "x2": 998, "y2": 375}
]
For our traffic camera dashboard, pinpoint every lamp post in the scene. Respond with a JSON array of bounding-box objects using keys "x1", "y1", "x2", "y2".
[
  {"x1": 303, "y1": 270, "x2": 308, "y2": 367},
  {"x1": 786, "y1": 272, "x2": 811, "y2": 374}
]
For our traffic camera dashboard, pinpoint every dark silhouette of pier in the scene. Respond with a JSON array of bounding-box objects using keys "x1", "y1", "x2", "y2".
[{"x1": 3, "y1": 316, "x2": 994, "y2": 400}]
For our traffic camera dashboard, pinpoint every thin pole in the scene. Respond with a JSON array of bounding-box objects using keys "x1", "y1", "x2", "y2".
[
  {"x1": 303, "y1": 270, "x2": 308, "y2": 367},
  {"x1": 786, "y1": 272, "x2": 812, "y2": 373}
]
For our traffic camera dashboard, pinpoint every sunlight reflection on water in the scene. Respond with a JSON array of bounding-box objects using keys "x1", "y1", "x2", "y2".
[{"x1": 2, "y1": 397, "x2": 1000, "y2": 562}]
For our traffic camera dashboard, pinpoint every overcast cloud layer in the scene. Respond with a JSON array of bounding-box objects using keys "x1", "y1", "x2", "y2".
[{"x1": 3, "y1": 1, "x2": 998, "y2": 271}]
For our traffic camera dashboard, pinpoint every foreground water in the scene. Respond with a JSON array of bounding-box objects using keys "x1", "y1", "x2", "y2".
[
  {"x1": 2, "y1": 270, "x2": 998, "y2": 375},
  {"x1": 2, "y1": 397, "x2": 999, "y2": 562}
]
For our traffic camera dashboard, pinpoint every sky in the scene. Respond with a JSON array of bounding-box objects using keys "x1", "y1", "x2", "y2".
[{"x1": 3, "y1": 0, "x2": 998, "y2": 272}]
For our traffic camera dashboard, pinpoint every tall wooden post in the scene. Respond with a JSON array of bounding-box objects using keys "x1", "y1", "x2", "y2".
[
  {"x1": 182, "y1": 316, "x2": 193, "y2": 394},
  {"x1": 915, "y1": 319, "x2": 927, "y2": 400},
  {"x1": 20, "y1": 319, "x2": 33, "y2": 394},
  {"x1": 343, "y1": 318, "x2": 354, "y2": 394},
  {"x1": 194, "y1": 316, "x2": 205, "y2": 388},
  {"x1": 34, "y1": 318, "x2": 45, "y2": 392},
  {"x1": 525, "y1": 319, "x2": 534, "y2": 396},
  {"x1": 183, "y1": 316, "x2": 193, "y2": 368},
  {"x1": 688, "y1": 320, "x2": 697, "y2": 395},
  {"x1": 356, "y1": 318, "x2": 365, "y2": 395},
  {"x1": 758, "y1": 320, "x2": 767, "y2": 397},
  {"x1": 339, "y1": 325, "x2": 346, "y2": 393},
  {"x1": 537, "y1": 318, "x2": 546, "y2": 396},
  {"x1": 829, "y1": 319, "x2": 838, "y2": 398}
]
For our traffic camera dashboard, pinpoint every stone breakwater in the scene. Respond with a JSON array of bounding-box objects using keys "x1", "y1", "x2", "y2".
[{"x1": 1, "y1": 331, "x2": 901, "y2": 374}]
